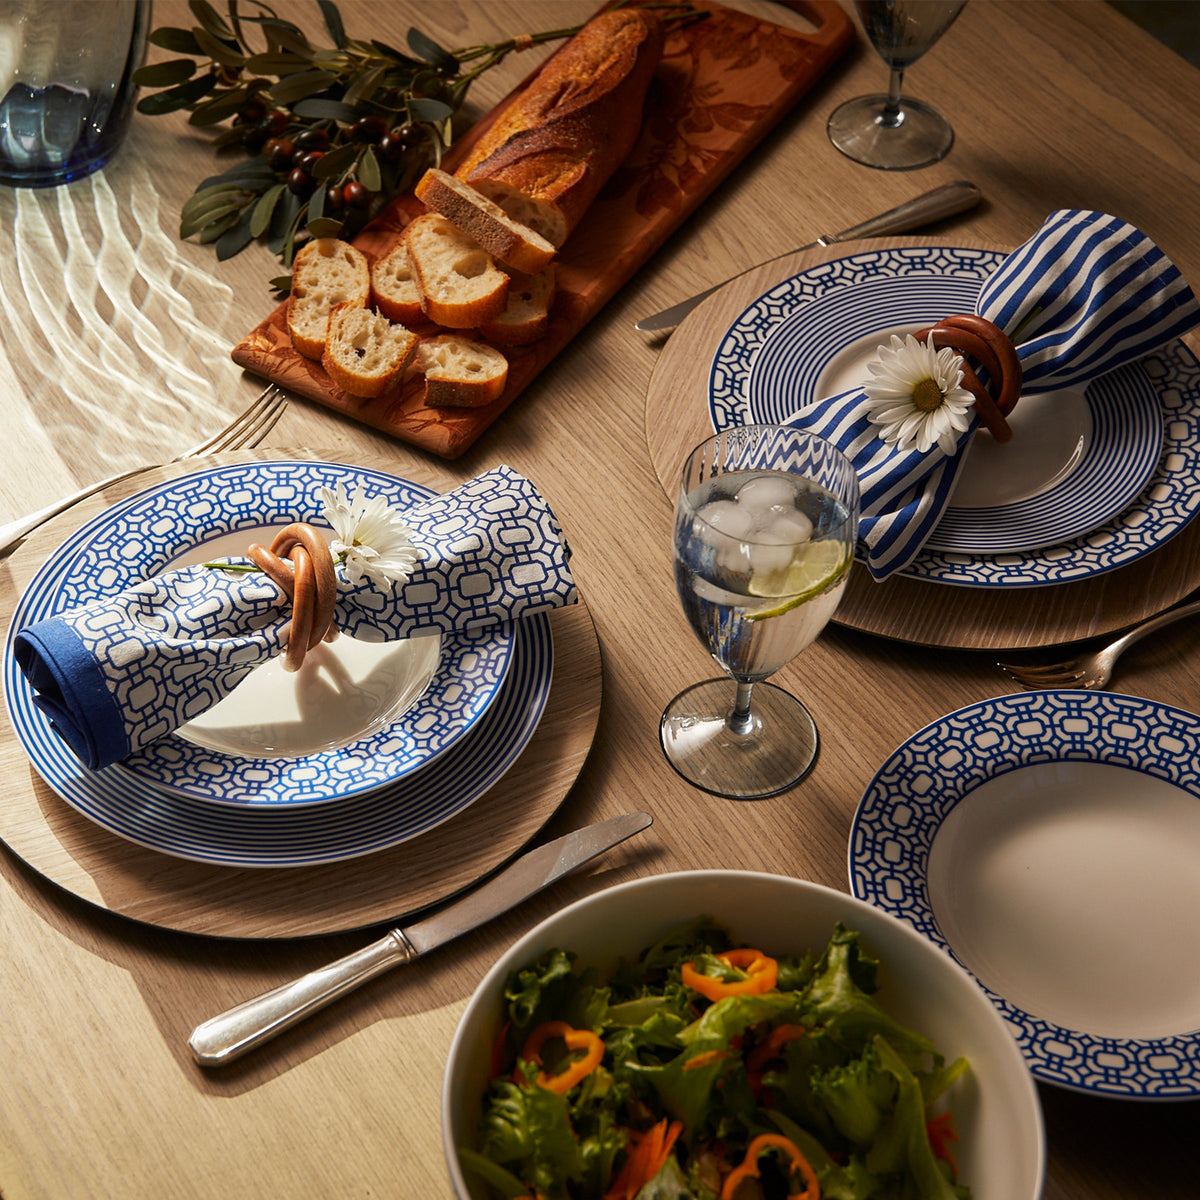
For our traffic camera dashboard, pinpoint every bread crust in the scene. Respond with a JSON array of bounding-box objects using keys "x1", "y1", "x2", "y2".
[
  {"x1": 418, "y1": 334, "x2": 509, "y2": 408},
  {"x1": 455, "y1": 9, "x2": 663, "y2": 246},
  {"x1": 479, "y1": 264, "x2": 556, "y2": 346},
  {"x1": 415, "y1": 169, "x2": 556, "y2": 274},
  {"x1": 370, "y1": 240, "x2": 426, "y2": 325}
]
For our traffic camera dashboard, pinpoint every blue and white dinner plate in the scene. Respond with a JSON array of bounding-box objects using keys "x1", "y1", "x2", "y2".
[
  {"x1": 3, "y1": 607, "x2": 551, "y2": 867},
  {"x1": 709, "y1": 247, "x2": 1200, "y2": 586},
  {"x1": 3, "y1": 461, "x2": 514, "y2": 809},
  {"x1": 849, "y1": 690, "x2": 1200, "y2": 1098}
]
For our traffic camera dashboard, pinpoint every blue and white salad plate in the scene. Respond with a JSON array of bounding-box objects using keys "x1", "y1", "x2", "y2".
[
  {"x1": 849, "y1": 690, "x2": 1200, "y2": 1099},
  {"x1": 4, "y1": 460, "x2": 518, "y2": 815},
  {"x1": 709, "y1": 247, "x2": 1200, "y2": 587}
]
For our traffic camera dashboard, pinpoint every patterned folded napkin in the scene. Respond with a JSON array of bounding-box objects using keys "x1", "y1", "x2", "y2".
[
  {"x1": 13, "y1": 465, "x2": 576, "y2": 770},
  {"x1": 786, "y1": 209, "x2": 1200, "y2": 580}
]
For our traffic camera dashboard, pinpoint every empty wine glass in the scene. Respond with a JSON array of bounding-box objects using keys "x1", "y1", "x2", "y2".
[
  {"x1": 661, "y1": 426, "x2": 859, "y2": 799},
  {"x1": 828, "y1": 0, "x2": 968, "y2": 170}
]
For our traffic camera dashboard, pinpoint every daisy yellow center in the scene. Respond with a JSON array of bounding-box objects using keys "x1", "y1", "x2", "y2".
[{"x1": 911, "y1": 376, "x2": 944, "y2": 413}]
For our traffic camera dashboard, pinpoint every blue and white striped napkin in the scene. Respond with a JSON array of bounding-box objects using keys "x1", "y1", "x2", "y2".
[
  {"x1": 787, "y1": 209, "x2": 1200, "y2": 580},
  {"x1": 13, "y1": 466, "x2": 577, "y2": 770}
]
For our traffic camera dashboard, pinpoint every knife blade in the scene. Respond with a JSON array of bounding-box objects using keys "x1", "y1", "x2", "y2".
[
  {"x1": 188, "y1": 812, "x2": 653, "y2": 1066},
  {"x1": 634, "y1": 180, "x2": 982, "y2": 332}
]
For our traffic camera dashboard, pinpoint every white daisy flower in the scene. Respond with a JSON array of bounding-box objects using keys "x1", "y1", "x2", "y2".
[
  {"x1": 318, "y1": 482, "x2": 421, "y2": 591},
  {"x1": 862, "y1": 333, "x2": 976, "y2": 455}
]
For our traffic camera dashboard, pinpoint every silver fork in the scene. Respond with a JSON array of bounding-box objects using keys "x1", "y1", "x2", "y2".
[
  {"x1": 0, "y1": 385, "x2": 288, "y2": 558},
  {"x1": 997, "y1": 597, "x2": 1200, "y2": 690}
]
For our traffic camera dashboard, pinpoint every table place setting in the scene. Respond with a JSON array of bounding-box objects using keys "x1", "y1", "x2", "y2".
[
  {"x1": 668, "y1": 206, "x2": 1200, "y2": 579},
  {"x1": 647, "y1": 216, "x2": 1200, "y2": 648},
  {"x1": 0, "y1": 451, "x2": 602, "y2": 934}
]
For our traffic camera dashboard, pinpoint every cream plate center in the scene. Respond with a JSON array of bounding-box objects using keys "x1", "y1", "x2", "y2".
[{"x1": 927, "y1": 760, "x2": 1200, "y2": 1039}]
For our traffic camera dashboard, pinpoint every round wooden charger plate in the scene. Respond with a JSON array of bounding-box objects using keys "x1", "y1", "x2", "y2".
[
  {"x1": 0, "y1": 450, "x2": 601, "y2": 939},
  {"x1": 644, "y1": 236, "x2": 1200, "y2": 651}
]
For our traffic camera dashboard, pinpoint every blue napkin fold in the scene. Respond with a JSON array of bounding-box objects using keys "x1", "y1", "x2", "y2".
[
  {"x1": 786, "y1": 209, "x2": 1200, "y2": 579},
  {"x1": 14, "y1": 465, "x2": 576, "y2": 770}
]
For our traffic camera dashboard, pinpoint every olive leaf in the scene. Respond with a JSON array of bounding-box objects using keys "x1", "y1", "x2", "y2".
[
  {"x1": 216, "y1": 211, "x2": 257, "y2": 260},
  {"x1": 193, "y1": 24, "x2": 245, "y2": 68},
  {"x1": 249, "y1": 184, "x2": 286, "y2": 238},
  {"x1": 136, "y1": 72, "x2": 217, "y2": 114},
  {"x1": 407, "y1": 27, "x2": 458, "y2": 72},
  {"x1": 188, "y1": 0, "x2": 236, "y2": 42},
  {"x1": 133, "y1": 59, "x2": 198, "y2": 88},
  {"x1": 317, "y1": 0, "x2": 346, "y2": 49},
  {"x1": 269, "y1": 68, "x2": 339, "y2": 106},
  {"x1": 357, "y1": 146, "x2": 382, "y2": 193},
  {"x1": 149, "y1": 26, "x2": 205, "y2": 55}
]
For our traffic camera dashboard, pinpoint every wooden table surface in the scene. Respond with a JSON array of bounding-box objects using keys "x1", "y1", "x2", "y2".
[{"x1": 2, "y1": 2, "x2": 1199, "y2": 1197}]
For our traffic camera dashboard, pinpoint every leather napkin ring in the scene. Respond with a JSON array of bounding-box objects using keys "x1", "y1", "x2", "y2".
[
  {"x1": 247, "y1": 523, "x2": 339, "y2": 672},
  {"x1": 915, "y1": 314, "x2": 1023, "y2": 443}
]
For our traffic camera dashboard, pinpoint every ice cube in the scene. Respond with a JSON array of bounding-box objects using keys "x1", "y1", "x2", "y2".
[
  {"x1": 766, "y1": 509, "x2": 813, "y2": 542},
  {"x1": 747, "y1": 540, "x2": 796, "y2": 579},
  {"x1": 736, "y1": 474, "x2": 796, "y2": 514},
  {"x1": 696, "y1": 499, "x2": 755, "y2": 538}
]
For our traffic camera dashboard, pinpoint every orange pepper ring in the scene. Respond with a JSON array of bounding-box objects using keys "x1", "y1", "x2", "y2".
[
  {"x1": 720, "y1": 1133, "x2": 820, "y2": 1200},
  {"x1": 680, "y1": 948, "x2": 778, "y2": 1001},
  {"x1": 521, "y1": 1020, "x2": 604, "y2": 1094}
]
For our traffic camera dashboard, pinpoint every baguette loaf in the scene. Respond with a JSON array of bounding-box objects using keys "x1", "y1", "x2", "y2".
[
  {"x1": 414, "y1": 168, "x2": 556, "y2": 274},
  {"x1": 418, "y1": 335, "x2": 509, "y2": 408},
  {"x1": 321, "y1": 304, "x2": 419, "y2": 398},
  {"x1": 287, "y1": 237, "x2": 370, "y2": 359},
  {"x1": 403, "y1": 213, "x2": 510, "y2": 329},
  {"x1": 370, "y1": 240, "x2": 425, "y2": 325},
  {"x1": 453, "y1": 8, "x2": 664, "y2": 247}
]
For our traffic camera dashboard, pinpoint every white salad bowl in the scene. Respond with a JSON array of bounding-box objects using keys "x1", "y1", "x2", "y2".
[{"x1": 443, "y1": 870, "x2": 1045, "y2": 1200}]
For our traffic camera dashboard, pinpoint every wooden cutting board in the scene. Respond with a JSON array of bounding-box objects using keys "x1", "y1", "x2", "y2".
[{"x1": 231, "y1": 0, "x2": 854, "y2": 459}]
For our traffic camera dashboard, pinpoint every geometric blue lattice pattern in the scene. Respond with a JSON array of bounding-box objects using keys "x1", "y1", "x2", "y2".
[
  {"x1": 849, "y1": 689, "x2": 1200, "y2": 1098},
  {"x1": 12, "y1": 462, "x2": 575, "y2": 771}
]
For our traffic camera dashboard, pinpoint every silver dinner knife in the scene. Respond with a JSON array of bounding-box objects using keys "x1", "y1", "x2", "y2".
[
  {"x1": 189, "y1": 812, "x2": 653, "y2": 1066},
  {"x1": 634, "y1": 180, "x2": 982, "y2": 331}
]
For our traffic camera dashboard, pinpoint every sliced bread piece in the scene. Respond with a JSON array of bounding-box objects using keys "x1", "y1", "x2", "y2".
[
  {"x1": 321, "y1": 304, "x2": 419, "y2": 398},
  {"x1": 370, "y1": 239, "x2": 425, "y2": 325},
  {"x1": 414, "y1": 168, "x2": 557, "y2": 274},
  {"x1": 404, "y1": 213, "x2": 510, "y2": 329},
  {"x1": 286, "y1": 237, "x2": 370, "y2": 359},
  {"x1": 479, "y1": 263, "x2": 556, "y2": 346},
  {"x1": 418, "y1": 335, "x2": 509, "y2": 408}
]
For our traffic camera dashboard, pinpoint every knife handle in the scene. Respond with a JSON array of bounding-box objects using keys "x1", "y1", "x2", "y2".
[
  {"x1": 189, "y1": 929, "x2": 418, "y2": 1067},
  {"x1": 822, "y1": 180, "x2": 982, "y2": 244},
  {"x1": 634, "y1": 181, "x2": 981, "y2": 331}
]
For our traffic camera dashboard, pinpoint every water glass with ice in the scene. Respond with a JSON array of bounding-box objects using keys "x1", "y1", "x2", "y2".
[
  {"x1": 661, "y1": 426, "x2": 859, "y2": 800},
  {"x1": 0, "y1": 0, "x2": 149, "y2": 188}
]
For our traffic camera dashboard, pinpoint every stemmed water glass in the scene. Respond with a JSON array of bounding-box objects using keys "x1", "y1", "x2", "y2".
[
  {"x1": 827, "y1": 0, "x2": 968, "y2": 171},
  {"x1": 660, "y1": 426, "x2": 859, "y2": 800}
]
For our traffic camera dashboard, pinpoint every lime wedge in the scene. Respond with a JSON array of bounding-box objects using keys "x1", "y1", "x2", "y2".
[{"x1": 747, "y1": 540, "x2": 850, "y2": 619}]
